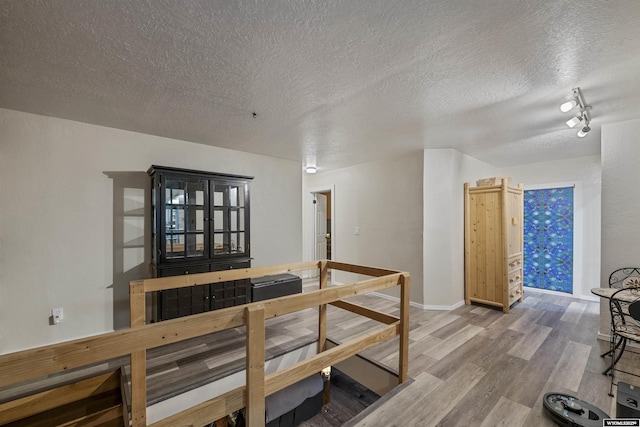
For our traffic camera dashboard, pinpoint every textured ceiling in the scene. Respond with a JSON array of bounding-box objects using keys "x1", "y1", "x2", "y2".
[{"x1": 2, "y1": 1, "x2": 640, "y2": 171}]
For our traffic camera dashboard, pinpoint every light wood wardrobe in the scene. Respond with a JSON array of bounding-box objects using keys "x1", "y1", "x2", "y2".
[{"x1": 464, "y1": 178, "x2": 524, "y2": 313}]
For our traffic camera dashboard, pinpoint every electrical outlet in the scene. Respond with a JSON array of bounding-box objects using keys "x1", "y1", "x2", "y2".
[{"x1": 52, "y1": 307, "x2": 63, "y2": 324}]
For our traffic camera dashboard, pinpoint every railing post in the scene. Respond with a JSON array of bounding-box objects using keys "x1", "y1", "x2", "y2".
[
  {"x1": 318, "y1": 260, "x2": 328, "y2": 353},
  {"x1": 129, "y1": 280, "x2": 147, "y2": 426},
  {"x1": 245, "y1": 304, "x2": 266, "y2": 427},
  {"x1": 130, "y1": 280, "x2": 146, "y2": 328},
  {"x1": 399, "y1": 274, "x2": 410, "y2": 383}
]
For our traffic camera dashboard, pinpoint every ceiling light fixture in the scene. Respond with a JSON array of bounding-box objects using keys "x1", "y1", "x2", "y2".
[
  {"x1": 306, "y1": 166, "x2": 317, "y2": 174},
  {"x1": 577, "y1": 125, "x2": 591, "y2": 138},
  {"x1": 560, "y1": 87, "x2": 592, "y2": 137},
  {"x1": 559, "y1": 99, "x2": 578, "y2": 113},
  {"x1": 566, "y1": 115, "x2": 583, "y2": 128}
]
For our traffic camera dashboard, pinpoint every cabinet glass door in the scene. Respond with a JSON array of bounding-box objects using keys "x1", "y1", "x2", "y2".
[
  {"x1": 212, "y1": 182, "x2": 247, "y2": 256},
  {"x1": 163, "y1": 177, "x2": 208, "y2": 260}
]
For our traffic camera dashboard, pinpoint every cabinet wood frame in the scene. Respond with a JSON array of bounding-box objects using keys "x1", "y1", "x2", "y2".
[{"x1": 464, "y1": 179, "x2": 524, "y2": 313}]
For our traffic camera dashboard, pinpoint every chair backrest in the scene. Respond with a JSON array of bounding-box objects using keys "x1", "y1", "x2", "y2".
[
  {"x1": 609, "y1": 267, "x2": 640, "y2": 289},
  {"x1": 610, "y1": 288, "x2": 628, "y2": 325}
]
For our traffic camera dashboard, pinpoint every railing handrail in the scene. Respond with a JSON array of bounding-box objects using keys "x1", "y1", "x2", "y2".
[
  {"x1": 139, "y1": 260, "x2": 320, "y2": 292},
  {"x1": 0, "y1": 260, "x2": 410, "y2": 427}
]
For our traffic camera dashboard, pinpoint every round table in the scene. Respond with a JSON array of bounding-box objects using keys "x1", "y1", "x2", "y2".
[
  {"x1": 591, "y1": 286, "x2": 640, "y2": 375},
  {"x1": 591, "y1": 287, "x2": 639, "y2": 302}
]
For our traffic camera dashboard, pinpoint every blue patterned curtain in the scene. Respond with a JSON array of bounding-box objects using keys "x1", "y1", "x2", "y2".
[{"x1": 523, "y1": 187, "x2": 574, "y2": 293}]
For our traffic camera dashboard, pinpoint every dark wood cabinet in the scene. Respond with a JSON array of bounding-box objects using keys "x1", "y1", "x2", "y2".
[{"x1": 149, "y1": 165, "x2": 253, "y2": 321}]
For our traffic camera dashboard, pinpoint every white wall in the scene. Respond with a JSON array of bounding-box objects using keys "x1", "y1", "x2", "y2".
[
  {"x1": 303, "y1": 148, "x2": 600, "y2": 310},
  {"x1": 502, "y1": 154, "x2": 602, "y2": 300},
  {"x1": 601, "y1": 118, "x2": 640, "y2": 279},
  {"x1": 423, "y1": 149, "x2": 499, "y2": 308},
  {"x1": 599, "y1": 117, "x2": 640, "y2": 335},
  {"x1": 0, "y1": 108, "x2": 302, "y2": 353},
  {"x1": 302, "y1": 151, "x2": 423, "y2": 304},
  {"x1": 423, "y1": 150, "x2": 600, "y2": 308}
]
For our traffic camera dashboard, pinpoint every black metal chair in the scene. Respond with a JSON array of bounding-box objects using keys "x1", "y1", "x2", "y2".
[
  {"x1": 608, "y1": 286, "x2": 640, "y2": 396},
  {"x1": 601, "y1": 268, "x2": 640, "y2": 367},
  {"x1": 609, "y1": 267, "x2": 640, "y2": 289}
]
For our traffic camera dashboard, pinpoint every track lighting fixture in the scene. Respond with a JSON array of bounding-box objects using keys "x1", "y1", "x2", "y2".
[
  {"x1": 577, "y1": 125, "x2": 591, "y2": 138},
  {"x1": 560, "y1": 87, "x2": 592, "y2": 137},
  {"x1": 559, "y1": 99, "x2": 578, "y2": 113},
  {"x1": 566, "y1": 115, "x2": 583, "y2": 128}
]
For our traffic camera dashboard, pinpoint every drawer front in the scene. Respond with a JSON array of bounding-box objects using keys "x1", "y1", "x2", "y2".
[
  {"x1": 509, "y1": 282, "x2": 523, "y2": 305},
  {"x1": 507, "y1": 255, "x2": 522, "y2": 272},
  {"x1": 212, "y1": 259, "x2": 251, "y2": 271},
  {"x1": 507, "y1": 267, "x2": 522, "y2": 306},
  {"x1": 508, "y1": 268, "x2": 522, "y2": 287},
  {"x1": 160, "y1": 263, "x2": 210, "y2": 277}
]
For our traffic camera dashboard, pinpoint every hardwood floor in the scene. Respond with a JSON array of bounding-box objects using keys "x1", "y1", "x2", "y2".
[
  {"x1": 143, "y1": 282, "x2": 624, "y2": 426},
  {"x1": 342, "y1": 289, "x2": 622, "y2": 427},
  {"x1": 0, "y1": 281, "x2": 629, "y2": 427},
  {"x1": 142, "y1": 314, "x2": 318, "y2": 405}
]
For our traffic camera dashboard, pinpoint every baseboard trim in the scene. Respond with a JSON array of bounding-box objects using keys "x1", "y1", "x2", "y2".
[
  {"x1": 370, "y1": 291, "x2": 465, "y2": 311},
  {"x1": 523, "y1": 286, "x2": 599, "y2": 302},
  {"x1": 334, "y1": 281, "x2": 463, "y2": 311},
  {"x1": 597, "y1": 332, "x2": 640, "y2": 350},
  {"x1": 423, "y1": 300, "x2": 466, "y2": 311}
]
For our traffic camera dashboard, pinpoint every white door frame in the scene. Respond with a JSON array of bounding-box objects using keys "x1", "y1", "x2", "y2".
[
  {"x1": 313, "y1": 192, "x2": 328, "y2": 260},
  {"x1": 523, "y1": 181, "x2": 579, "y2": 296},
  {"x1": 309, "y1": 185, "x2": 336, "y2": 262}
]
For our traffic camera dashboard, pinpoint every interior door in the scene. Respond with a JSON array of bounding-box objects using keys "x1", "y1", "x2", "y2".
[
  {"x1": 315, "y1": 193, "x2": 327, "y2": 260},
  {"x1": 523, "y1": 186, "x2": 574, "y2": 293}
]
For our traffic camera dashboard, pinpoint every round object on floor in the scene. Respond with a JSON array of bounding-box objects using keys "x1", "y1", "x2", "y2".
[{"x1": 543, "y1": 393, "x2": 609, "y2": 427}]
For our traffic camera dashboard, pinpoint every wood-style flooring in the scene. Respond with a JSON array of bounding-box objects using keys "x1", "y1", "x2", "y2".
[
  {"x1": 141, "y1": 312, "x2": 318, "y2": 405},
  {"x1": 336, "y1": 289, "x2": 628, "y2": 427},
  {"x1": 1, "y1": 281, "x2": 632, "y2": 427},
  {"x1": 245, "y1": 281, "x2": 626, "y2": 426}
]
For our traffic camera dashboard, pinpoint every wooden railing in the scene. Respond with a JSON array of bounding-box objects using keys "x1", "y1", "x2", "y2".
[{"x1": 0, "y1": 260, "x2": 410, "y2": 427}]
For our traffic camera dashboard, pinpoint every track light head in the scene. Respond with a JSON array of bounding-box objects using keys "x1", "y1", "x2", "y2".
[
  {"x1": 577, "y1": 125, "x2": 591, "y2": 138},
  {"x1": 566, "y1": 115, "x2": 583, "y2": 128},
  {"x1": 560, "y1": 87, "x2": 592, "y2": 136},
  {"x1": 560, "y1": 99, "x2": 578, "y2": 113}
]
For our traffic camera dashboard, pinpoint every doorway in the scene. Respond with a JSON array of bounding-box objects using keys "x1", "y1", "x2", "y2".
[
  {"x1": 312, "y1": 190, "x2": 332, "y2": 260},
  {"x1": 523, "y1": 186, "x2": 574, "y2": 293}
]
